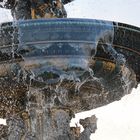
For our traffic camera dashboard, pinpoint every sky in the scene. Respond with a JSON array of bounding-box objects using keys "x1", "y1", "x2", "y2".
[
  {"x1": 0, "y1": 0, "x2": 140, "y2": 140},
  {"x1": 65, "y1": 0, "x2": 140, "y2": 27}
]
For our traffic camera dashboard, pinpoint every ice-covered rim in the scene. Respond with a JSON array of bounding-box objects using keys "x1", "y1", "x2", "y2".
[
  {"x1": 0, "y1": 18, "x2": 140, "y2": 82},
  {"x1": 1, "y1": 18, "x2": 139, "y2": 32}
]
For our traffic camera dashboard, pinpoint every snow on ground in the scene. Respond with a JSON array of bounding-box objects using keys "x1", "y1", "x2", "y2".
[{"x1": 0, "y1": 0, "x2": 140, "y2": 140}]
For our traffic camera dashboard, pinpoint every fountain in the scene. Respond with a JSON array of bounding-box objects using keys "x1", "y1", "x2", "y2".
[
  {"x1": 0, "y1": 18, "x2": 139, "y2": 140},
  {"x1": 0, "y1": 1, "x2": 140, "y2": 140}
]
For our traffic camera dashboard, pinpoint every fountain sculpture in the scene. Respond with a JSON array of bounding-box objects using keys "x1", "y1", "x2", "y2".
[{"x1": 0, "y1": 0, "x2": 140, "y2": 140}]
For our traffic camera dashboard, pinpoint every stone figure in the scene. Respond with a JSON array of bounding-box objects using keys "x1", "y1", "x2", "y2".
[{"x1": 0, "y1": 0, "x2": 74, "y2": 19}]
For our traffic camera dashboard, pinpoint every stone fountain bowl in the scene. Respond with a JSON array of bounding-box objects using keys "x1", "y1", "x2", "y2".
[{"x1": 0, "y1": 18, "x2": 140, "y2": 117}]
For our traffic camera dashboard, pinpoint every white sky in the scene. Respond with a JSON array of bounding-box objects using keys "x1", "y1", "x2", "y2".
[
  {"x1": 0, "y1": 0, "x2": 140, "y2": 140},
  {"x1": 66, "y1": 0, "x2": 140, "y2": 27}
]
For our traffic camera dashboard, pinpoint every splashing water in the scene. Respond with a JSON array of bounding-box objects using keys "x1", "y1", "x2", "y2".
[{"x1": 0, "y1": 19, "x2": 138, "y2": 139}]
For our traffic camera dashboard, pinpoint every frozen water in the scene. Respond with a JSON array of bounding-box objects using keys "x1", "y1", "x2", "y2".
[{"x1": 2, "y1": 0, "x2": 140, "y2": 140}]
